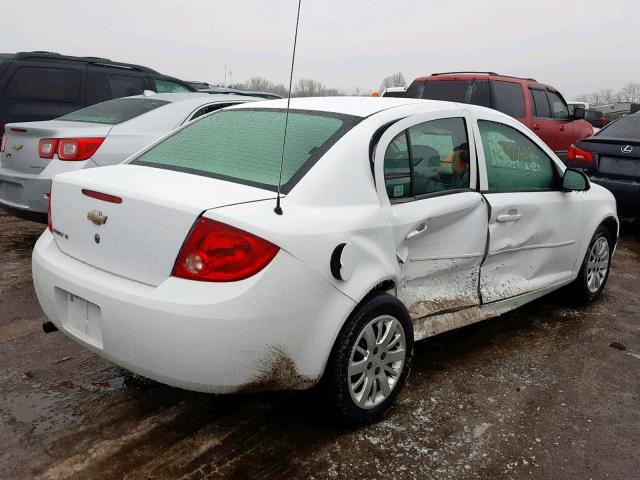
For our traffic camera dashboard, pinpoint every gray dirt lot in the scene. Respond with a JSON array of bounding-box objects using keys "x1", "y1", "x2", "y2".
[{"x1": 1, "y1": 209, "x2": 639, "y2": 480}]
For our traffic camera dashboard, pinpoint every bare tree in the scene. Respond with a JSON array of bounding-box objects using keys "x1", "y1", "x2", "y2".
[
  {"x1": 223, "y1": 76, "x2": 343, "y2": 98},
  {"x1": 381, "y1": 72, "x2": 406, "y2": 90},
  {"x1": 617, "y1": 82, "x2": 640, "y2": 103},
  {"x1": 293, "y1": 78, "x2": 342, "y2": 97}
]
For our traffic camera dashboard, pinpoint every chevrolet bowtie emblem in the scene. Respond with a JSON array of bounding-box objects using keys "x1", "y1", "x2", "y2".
[
  {"x1": 87, "y1": 210, "x2": 108, "y2": 226},
  {"x1": 12, "y1": 143, "x2": 23, "y2": 151}
]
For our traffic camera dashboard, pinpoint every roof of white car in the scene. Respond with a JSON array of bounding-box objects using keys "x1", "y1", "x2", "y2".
[{"x1": 231, "y1": 96, "x2": 463, "y2": 117}]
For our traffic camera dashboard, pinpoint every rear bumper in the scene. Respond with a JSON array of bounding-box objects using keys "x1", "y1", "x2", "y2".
[
  {"x1": 591, "y1": 176, "x2": 640, "y2": 216},
  {"x1": 32, "y1": 231, "x2": 356, "y2": 394},
  {"x1": 0, "y1": 159, "x2": 97, "y2": 216},
  {"x1": 0, "y1": 168, "x2": 50, "y2": 214}
]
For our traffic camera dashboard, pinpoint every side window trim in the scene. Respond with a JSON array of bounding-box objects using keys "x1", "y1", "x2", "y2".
[{"x1": 405, "y1": 130, "x2": 415, "y2": 197}]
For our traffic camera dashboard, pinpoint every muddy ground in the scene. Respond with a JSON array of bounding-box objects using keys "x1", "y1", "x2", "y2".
[{"x1": 1, "y1": 209, "x2": 638, "y2": 480}]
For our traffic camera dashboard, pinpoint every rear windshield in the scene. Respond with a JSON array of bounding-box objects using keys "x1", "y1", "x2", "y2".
[
  {"x1": 58, "y1": 98, "x2": 170, "y2": 125},
  {"x1": 132, "y1": 108, "x2": 360, "y2": 193},
  {"x1": 596, "y1": 113, "x2": 640, "y2": 139}
]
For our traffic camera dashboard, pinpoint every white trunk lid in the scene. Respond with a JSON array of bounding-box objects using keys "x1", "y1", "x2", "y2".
[
  {"x1": 50, "y1": 165, "x2": 276, "y2": 286},
  {"x1": 2, "y1": 121, "x2": 112, "y2": 174}
]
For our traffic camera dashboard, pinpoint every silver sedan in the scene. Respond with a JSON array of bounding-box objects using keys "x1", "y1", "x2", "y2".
[{"x1": 0, "y1": 92, "x2": 261, "y2": 221}]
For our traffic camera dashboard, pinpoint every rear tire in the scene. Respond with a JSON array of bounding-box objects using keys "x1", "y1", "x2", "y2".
[
  {"x1": 571, "y1": 225, "x2": 612, "y2": 304},
  {"x1": 323, "y1": 293, "x2": 414, "y2": 426}
]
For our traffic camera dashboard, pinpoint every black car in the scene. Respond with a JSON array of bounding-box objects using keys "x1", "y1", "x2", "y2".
[
  {"x1": 583, "y1": 109, "x2": 607, "y2": 129},
  {"x1": 567, "y1": 113, "x2": 640, "y2": 216},
  {"x1": 0, "y1": 51, "x2": 195, "y2": 135}
]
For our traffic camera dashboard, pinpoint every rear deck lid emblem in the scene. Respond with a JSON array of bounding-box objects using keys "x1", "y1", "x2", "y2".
[
  {"x1": 12, "y1": 143, "x2": 23, "y2": 151},
  {"x1": 621, "y1": 145, "x2": 633, "y2": 153},
  {"x1": 87, "y1": 210, "x2": 108, "y2": 226}
]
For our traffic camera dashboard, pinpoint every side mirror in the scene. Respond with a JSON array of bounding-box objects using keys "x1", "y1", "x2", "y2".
[
  {"x1": 562, "y1": 168, "x2": 590, "y2": 191},
  {"x1": 572, "y1": 106, "x2": 585, "y2": 120}
]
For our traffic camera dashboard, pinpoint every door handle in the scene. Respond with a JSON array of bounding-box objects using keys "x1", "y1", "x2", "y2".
[
  {"x1": 496, "y1": 213, "x2": 522, "y2": 222},
  {"x1": 559, "y1": 125, "x2": 565, "y2": 131},
  {"x1": 533, "y1": 124, "x2": 541, "y2": 131},
  {"x1": 406, "y1": 222, "x2": 427, "y2": 239}
]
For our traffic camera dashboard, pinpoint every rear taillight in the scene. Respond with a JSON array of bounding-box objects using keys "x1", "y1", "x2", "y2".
[
  {"x1": 38, "y1": 139, "x2": 59, "y2": 159},
  {"x1": 567, "y1": 144, "x2": 593, "y2": 162},
  {"x1": 0, "y1": 133, "x2": 6, "y2": 153},
  {"x1": 172, "y1": 217, "x2": 279, "y2": 282},
  {"x1": 57, "y1": 137, "x2": 105, "y2": 161},
  {"x1": 47, "y1": 192, "x2": 52, "y2": 232}
]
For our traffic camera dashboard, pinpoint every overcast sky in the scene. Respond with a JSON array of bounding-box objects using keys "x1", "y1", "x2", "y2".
[{"x1": 3, "y1": 0, "x2": 639, "y2": 98}]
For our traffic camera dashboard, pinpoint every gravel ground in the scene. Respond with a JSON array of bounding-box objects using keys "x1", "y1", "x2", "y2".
[{"x1": 1, "y1": 210, "x2": 638, "y2": 479}]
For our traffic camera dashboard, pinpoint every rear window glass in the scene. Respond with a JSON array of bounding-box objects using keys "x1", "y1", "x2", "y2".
[
  {"x1": 6, "y1": 67, "x2": 81, "y2": 102},
  {"x1": 58, "y1": 98, "x2": 169, "y2": 124},
  {"x1": 596, "y1": 113, "x2": 640, "y2": 139},
  {"x1": 132, "y1": 109, "x2": 360, "y2": 193}
]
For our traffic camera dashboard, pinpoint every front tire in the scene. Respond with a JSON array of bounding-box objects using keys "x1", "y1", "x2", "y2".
[
  {"x1": 323, "y1": 293, "x2": 414, "y2": 426},
  {"x1": 572, "y1": 225, "x2": 612, "y2": 304}
]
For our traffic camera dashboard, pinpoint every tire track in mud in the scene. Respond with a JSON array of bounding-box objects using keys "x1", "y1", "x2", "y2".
[{"x1": 35, "y1": 391, "x2": 290, "y2": 480}]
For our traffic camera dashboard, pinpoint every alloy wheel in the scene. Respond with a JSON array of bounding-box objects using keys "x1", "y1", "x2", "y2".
[
  {"x1": 586, "y1": 235, "x2": 609, "y2": 294},
  {"x1": 347, "y1": 315, "x2": 406, "y2": 409}
]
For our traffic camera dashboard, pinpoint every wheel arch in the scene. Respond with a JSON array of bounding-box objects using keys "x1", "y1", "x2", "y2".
[
  {"x1": 315, "y1": 277, "x2": 409, "y2": 383},
  {"x1": 601, "y1": 215, "x2": 619, "y2": 247}
]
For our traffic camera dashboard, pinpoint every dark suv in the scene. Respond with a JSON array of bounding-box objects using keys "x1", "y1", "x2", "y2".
[
  {"x1": 405, "y1": 72, "x2": 594, "y2": 160},
  {"x1": 0, "y1": 51, "x2": 195, "y2": 135}
]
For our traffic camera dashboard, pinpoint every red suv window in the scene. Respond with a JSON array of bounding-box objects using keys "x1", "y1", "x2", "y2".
[{"x1": 490, "y1": 81, "x2": 525, "y2": 118}]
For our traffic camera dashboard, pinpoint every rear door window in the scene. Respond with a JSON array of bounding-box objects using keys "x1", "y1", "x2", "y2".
[
  {"x1": 154, "y1": 79, "x2": 191, "y2": 93},
  {"x1": 490, "y1": 81, "x2": 525, "y2": 117},
  {"x1": 530, "y1": 89, "x2": 551, "y2": 118},
  {"x1": 58, "y1": 98, "x2": 170, "y2": 124},
  {"x1": 469, "y1": 80, "x2": 491, "y2": 108},
  {"x1": 547, "y1": 91, "x2": 570, "y2": 120},
  {"x1": 95, "y1": 73, "x2": 146, "y2": 102},
  {"x1": 384, "y1": 118, "x2": 470, "y2": 200},
  {"x1": 133, "y1": 109, "x2": 360, "y2": 193},
  {"x1": 479, "y1": 120, "x2": 558, "y2": 192},
  {"x1": 5, "y1": 67, "x2": 81, "y2": 102}
]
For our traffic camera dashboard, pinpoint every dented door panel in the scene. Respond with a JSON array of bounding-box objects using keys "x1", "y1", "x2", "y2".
[
  {"x1": 392, "y1": 191, "x2": 488, "y2": 318},
  {"x1": 480, "y1": 191, "x2": 583, "y2": 303}
]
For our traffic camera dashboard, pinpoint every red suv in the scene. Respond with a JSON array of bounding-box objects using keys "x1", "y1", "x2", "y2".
[{"x1": 405, "y1": 72, "x2": 594, "y2": 160}]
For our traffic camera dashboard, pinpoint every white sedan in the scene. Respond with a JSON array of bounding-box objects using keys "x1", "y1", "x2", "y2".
[
  {"x1": 0, "y1": 92, "x2": 260, "y2": 221},
  {"x1": 32, "y1": 97, "x2": 618, "y2": 425}
]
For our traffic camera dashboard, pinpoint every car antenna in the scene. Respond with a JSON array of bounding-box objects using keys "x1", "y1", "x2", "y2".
[{"x1": 274, "y1": 0, "x2": 302, "y2": 216}]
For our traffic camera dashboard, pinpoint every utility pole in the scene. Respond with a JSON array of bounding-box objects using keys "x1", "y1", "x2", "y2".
[{"x1": 224, "y1": 65, "x2": 227, "y2": 87}]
